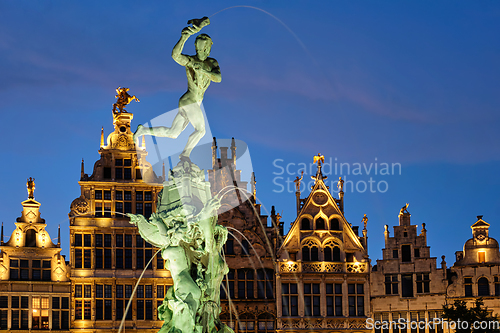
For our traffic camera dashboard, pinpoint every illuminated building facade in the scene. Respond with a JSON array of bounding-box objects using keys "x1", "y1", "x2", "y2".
[
  {"x1": 210, "y1": 138, "x2": 281, "y2": 333},
  {"x1": 0, "y1": 186, "x2": 70, "y2": 331},
  {"x1": 68, "y1": 110, "x2": 166, "y2": 333},
  {"x1": 276, "y1": 162, "x2": 370, "y2": 332},
  {"x1": 370, "y1": 208, "x2": 448, "y2": 332}
]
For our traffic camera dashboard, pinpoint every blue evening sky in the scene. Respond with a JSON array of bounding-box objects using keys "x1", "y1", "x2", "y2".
[{"x1": 0, "y1": 1, "x2": 499, "y2": 264}]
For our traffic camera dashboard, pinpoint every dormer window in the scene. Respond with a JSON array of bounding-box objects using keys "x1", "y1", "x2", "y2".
[
  {"x1": 316, "y1": 218, "x2": 325, "y2": 230},
  {"x1": 330, "y1": 218, "x2": 340, "y2": 230},
  {"x1": 478, "y1": 251, "x2": 486, "y2": 263},
  {"x1": 301, "y1": 218, "x2": 310, "y2": 230}
]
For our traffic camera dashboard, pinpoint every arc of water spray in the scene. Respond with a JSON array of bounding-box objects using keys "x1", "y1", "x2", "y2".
[{"x1": 210, "y1": 5, "x2": 315, "y2": 66}]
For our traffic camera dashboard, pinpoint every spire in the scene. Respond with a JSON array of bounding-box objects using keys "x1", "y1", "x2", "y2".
[
  {"x1": 230, "y1": 137, "x2": 237, "y2": 165},
  {"x1": 57, "y1": 224, "x2": 61, "y2": 247},
  {"x1": 212, "y1": 137, "x2": 218, "y2": 169},
  {"x1": 1, "y1": 222, "x2": 3, "y2": 245},
  {"x1": 162, "y1": 162, "x2": 166, "y2": 182},
  {"x1": 142, "y1": 135, "x2": 146, "y2": 150},
  {"x1": 100, "y1": 127, "x2": 104, "y2": 148},
  {"x1": 81, "y1": 159, "x2": 85, "y2": 180},
  {"x1": 251, "y1": 172, "x2": 256, "y2": 201}
]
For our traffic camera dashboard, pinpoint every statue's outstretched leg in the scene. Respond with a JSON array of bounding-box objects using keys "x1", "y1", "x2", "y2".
[
  {"x1": 179, "y1": 102, "x2": 205, "y2": 160},
  {"x1": 134, "y1": 111, "x2": 189, "y2": 142}
]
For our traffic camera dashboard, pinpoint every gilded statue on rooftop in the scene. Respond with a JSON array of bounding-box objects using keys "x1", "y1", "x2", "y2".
[
  {"x1": 134, "y1": 16, "x2": 221, "y2": 161},
  {"x1": 26, "y1": 177, "x2": 35, "y2": 199},
  {"x1": 113, "y1": 87, "x2": 140, "y2": 113}
]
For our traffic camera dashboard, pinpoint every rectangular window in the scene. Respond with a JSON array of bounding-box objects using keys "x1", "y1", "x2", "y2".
[
  {"x1": 303, "y1": 283, "x2": 320, "y2": 316},
  {"x1": 326, "y1": 283, "x2": 342, "y2": 316},
  {"x1": 385, "y1": 275, "x2": 398, "y2": 295},
  {"x1": 257, "y1": 269, "x2": 273, "y2": 299},
  {"x1": 416, "y1": 274, "x2": 430, "y2": 293},
  {"x1": 104, "y1": 167, "x2": 111, "y2": 179},
  {"x1": 401, "y1": 245, "x2": 411, "y2": 262},
  {"x1": 464, "y1": 277, "x2": 473, "y2": 296},
  {"x1": 414, "y1": 248, "x2": 420, "y2": 258},
  {"x1": 221, "y1": 270, "x2": 235, "y2": 300},
  {"x1": 136, "y1": 285, "x2": 153, "y2": 320},
  {"x1": 393, "y1": 249, "x2": 398, "y2": 259},
  {"x1": 124, "y1": 168, "x2": 132, "y2": 180},
  {"x1": 95, "y1": 190, "x2": 103, "y2": 200},
  {"x1": 348, "y1": 283, "x2": 364, "y2": 316},
  {"x1": 402, "y1": 274, "x2": 413, "y2": 297},
  {"x1": 237, "y1": 270, "x2": 254, "y2": 299},
  {"x1": 495, "y1": 276, "x2": 500, "y2": 296},
  {"x1": 281, "y1": 283, "x2": 298, "y2": 316},
  {"x1": 115, "y1": 168, "x2": 123, "y2": 179}
]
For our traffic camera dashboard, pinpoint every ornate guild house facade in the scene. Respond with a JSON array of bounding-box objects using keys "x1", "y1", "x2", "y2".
[{"x1": 0, "y1": 108, "x2": 499, "y2": 333}]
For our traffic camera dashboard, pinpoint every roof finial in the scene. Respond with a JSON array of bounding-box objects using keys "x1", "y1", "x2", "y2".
[
  {"x1": 26, "y1": 177, "x2": 35, "y2": 199},
  {"x1": 100, "y1": 127, "x2": 104, "y2": 148},
  {"x1": 312, "y1": 153, "x2": 325, "y2": 181},
  {"x1": 81, "y1": 159, "x2": 85, "y2": 180},
  {"x1": 57, "y1": 224, "x2": 61, "y2": 247},
  {"x1": 1, "y1": 222, "x2": 4, "y2": 245}
]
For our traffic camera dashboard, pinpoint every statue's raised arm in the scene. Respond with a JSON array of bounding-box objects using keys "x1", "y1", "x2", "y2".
[{"x1": 172, "y1": 17, "x2": 210, "y2": 66}]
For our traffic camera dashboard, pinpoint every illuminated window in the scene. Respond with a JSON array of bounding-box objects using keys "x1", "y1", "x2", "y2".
[
  {"x1": 281, "y1": 283, "x2": 298, "y2": 316},
  {"x1": 74, "y1": 233, "x2": 92, "y2": 269},
  {"x1": 326, "y1": 283, "x2": 342, "y2": 316},
  {"x1": 31, "y1": 296, "x2": 49, "y2": 329},
  {"x1": 478, "y1": 251, "x2": 486, "y2": 263},
  {"x1": 74, "y1": 284, "x2": 91, "y2": 320},
  {"x1": 303, "y1": 283, "x2": 320, "y2": 316}
]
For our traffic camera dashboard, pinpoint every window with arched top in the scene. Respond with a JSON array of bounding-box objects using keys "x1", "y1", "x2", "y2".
[
  {"x1": 25, "y1": 229, "x2": 37, "y2": 247},
  {"x1": 302, "y1": 241, "x2": 319, "y2": 261},
  {"x1": 331, "y1": 218, "x2": 340, "y2": 230},
  {"x1": 324, "y1": 246, "x2": 341, "y2": 262},
  {"x1": 478, "y1": 277, "x2": 490, "y2": 296},
  {"x1": 301, "y1": 218, "x2": 310, "y2": 230},
  {"x1": 316, "y1": 218, "x2": 326, "y2": 230}
]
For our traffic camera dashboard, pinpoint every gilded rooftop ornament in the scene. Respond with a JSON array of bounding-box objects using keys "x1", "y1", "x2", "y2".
[
  {"x1": 26, "y1": 177, "x2": 35, "y2": 199},
  {"x1": 113, "y1": 87, "x2": 140, "y2": 113}
]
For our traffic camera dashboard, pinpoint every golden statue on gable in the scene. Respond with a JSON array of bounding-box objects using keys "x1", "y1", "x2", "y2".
[
  {"x1": 113, "y1": 87, "x2": 140, "y2": 113},
  {"x1": 26, "y1": 177, "x2": 35, "y2": 199}
]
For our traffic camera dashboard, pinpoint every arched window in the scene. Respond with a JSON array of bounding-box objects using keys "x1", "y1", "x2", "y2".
[
  {"x1": 302, "y1": 244, "x2": 319, "y2": 261},
  {"x1": 331, "y1": 218, "x2": 340, "y2": 230},
  {"x1": 241, "y1": 240, "x2": 250, "y2": 255},
  {"x1": 258, "y1": 312, "x2": 274, "y2": 333},
  {"x1": 478, "y1": 277, "x2": 490, "y2": 296},
  {"x1": 316, "y1": 218, "x2": 325, "y2": 230},
  {"x1": 26, "y1": 229, "x2": 37, "y2": 247},
  {"x1": 324, "y1": 246, "x2": 341, "y2": 262},
  {"x1": 301, "y1": 218, "x2": 310, "y2": 230}
]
